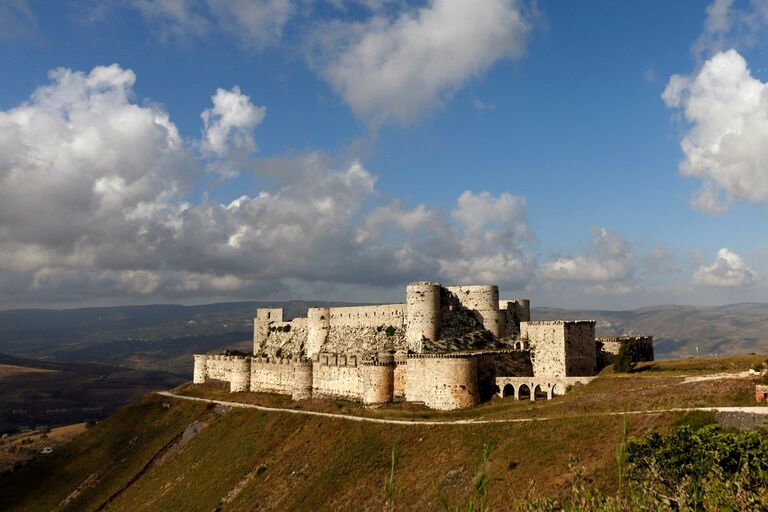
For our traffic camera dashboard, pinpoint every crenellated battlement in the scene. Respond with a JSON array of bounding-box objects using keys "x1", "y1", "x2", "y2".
[
  {"x1": 314, "y1": 352, "x2": 362, "y2": 367},
  {"x1": 194, "y1": 281, "x2": 653, "y2": 410}
]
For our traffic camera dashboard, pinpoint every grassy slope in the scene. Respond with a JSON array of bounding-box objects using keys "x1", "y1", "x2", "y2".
[{"x1": 0, "y1": 354, "x2": 766, "y2": 511}]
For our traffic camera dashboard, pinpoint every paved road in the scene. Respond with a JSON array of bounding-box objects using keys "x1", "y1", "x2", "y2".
[{"x1": 155, "y1": 391, "x2": 768, "y2": 426}]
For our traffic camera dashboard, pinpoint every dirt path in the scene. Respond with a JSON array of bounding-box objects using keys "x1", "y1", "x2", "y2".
[{"x1": 155, "y1": 391, "x2": 768, "y2": 426}]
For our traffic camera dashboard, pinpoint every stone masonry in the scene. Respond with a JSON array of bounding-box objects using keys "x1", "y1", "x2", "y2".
[{"x1": 193, "y1": 281, "x2": 653, "y2": 410}]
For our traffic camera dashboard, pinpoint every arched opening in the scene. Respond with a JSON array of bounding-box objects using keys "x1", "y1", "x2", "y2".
[
  {"x1": 518, "y1": 383, "x2": 531, "y2": 400},
  {"x1": 534, "y1": 384, "x2": 548, "y2": 400},
  {"x1": 515, "y1": 341, "x2": 522, "y2": 350},
  {"x1": 503, "y1": 383, "x2": 515, "y2": 398}
]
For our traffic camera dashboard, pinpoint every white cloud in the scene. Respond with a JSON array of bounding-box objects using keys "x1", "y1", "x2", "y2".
[
  {"x1": 541, "y1": 228, "x2": 635, "y2": 283},
  {"x1": 692, "y1": 248, "x2": 762, "y2": 287},
  {"x1": 693, "y1": 0, "x2": 768, "y2": 58},
  {"x1": 356, "y1": 190, "x2": 535, "y2": 288},
  {"x1": 0, "y1": 63, "x2": 537, "y2": 306},
  {"x1": 473, "y1": 98, "x2": 497, "y2": 110},
  {"x1": 132, "y1": 0, "x2": 293, "y2": 47},
  {"x1": 663, "y1": 49, "x2": 768, "y2": 212},
  {"x1": 133, "y1": 0, "x2": 212, "y2": 40},
  {"x1": 201, "y1": 86, "x2": 266, "y2": 157},
  {"x1": 207, "y1": 0, "x2": 294, "y2": 48},
  {"x1": 311, "y1": 0, "x2": 531, "y2": 125},
  {"x1": 0, "y1": 0, "x2": 36, "y2": 40}
]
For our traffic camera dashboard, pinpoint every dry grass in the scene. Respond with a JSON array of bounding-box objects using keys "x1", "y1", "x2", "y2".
[
  {"x1": 0, "y1": 422, "x2": 88, "y2": 471},
  {"x1": 1, "y1": 353, "x2": 765, "y2": 511},
  {"x1": 0, "y1": 364, "x2": 58, "y2": 379}
]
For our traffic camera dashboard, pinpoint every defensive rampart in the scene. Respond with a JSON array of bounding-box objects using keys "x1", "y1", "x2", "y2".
[
  {"x1": 521, "y1": 320, "x2": 596, "y2": 377},
  {"x1": 194, "y1": 281, "x2": 652, "y2": 410},
  {"x1": 311, "y1": 352, "x2": 363, "y2": 401},
  {"x1": 250, "y1": 357, "x2": 295, "y2": 394},
  {"x1": 596, "y1": 336, "x2": 654, "y2": 368},
  {"x1": 405, "y1": 354, "x2": 480, "y2": 410}
]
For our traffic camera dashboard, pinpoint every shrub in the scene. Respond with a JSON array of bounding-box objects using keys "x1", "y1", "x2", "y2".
[
  {"x1": 623, "y1": 425, "x2": 768, "y2": 509},
  {"x1": 384, "y1": 326, "x2": 396, "y2": 337}
]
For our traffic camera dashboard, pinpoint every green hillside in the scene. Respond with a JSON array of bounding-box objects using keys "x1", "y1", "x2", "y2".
[{"x1": 1, "y1": 355, "x2": 766, "y2": 511}]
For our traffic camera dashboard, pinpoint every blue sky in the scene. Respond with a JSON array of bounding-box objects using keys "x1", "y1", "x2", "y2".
[{"x1": 1, "y1": 0, "x2": 767, "y2": 309}]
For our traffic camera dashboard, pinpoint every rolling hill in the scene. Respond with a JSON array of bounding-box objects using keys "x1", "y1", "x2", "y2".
[{"x1": 0, "y1": 354, "x2": 765, "y2": 511}]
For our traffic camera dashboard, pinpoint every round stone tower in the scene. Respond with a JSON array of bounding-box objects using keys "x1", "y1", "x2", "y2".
[
  {"x1": 450, "y1": 285, "x2": 505, "y2": 338},
  {"x1": 362, "y1": 353, "x2": 395, "y2": 406},
  {"x1": 193, "y1": 354, "x2": 208, "y2": 384},
  {"x1": 512, "y1": 299, "x2": 530, "y2": 322},
  {"x1": 306, "y1": 307, "x2": 331, "y2": 357},
  {"x1": 475, "y1": 286, "x2": 505, "y2": 338},
  {"x1": 229, "y1": 356, "x2": 251, "y2": 393},
  {"x1": 406, "y1": 282, "x2": 441, "y2": 353},
  {"x1": 292, "y1": 360, "x2": 314, "y2": 400}
]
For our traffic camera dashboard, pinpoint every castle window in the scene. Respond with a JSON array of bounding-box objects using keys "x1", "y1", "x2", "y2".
[{"x1": 267, "y1": 312, "x2": 271, "y2": 319}]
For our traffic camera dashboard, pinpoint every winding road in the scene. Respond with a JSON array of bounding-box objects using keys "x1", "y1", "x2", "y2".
[{"x1": 155, "y1": 391, "x2": 768, "y2": 426}]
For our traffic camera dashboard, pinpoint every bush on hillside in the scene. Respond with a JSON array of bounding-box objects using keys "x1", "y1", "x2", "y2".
[{"x1": 622, "y1": 425, "x2": 768, "y2": 510}]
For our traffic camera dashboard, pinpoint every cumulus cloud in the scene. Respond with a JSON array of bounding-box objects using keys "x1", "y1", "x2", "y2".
[
  {"x1": 541, "y1": 228, "x2": 636, "y2": 284},
  {"x1": 0, "y1": 63, "x2": 535, "y2": 307},
  {"x1": 201, "y1": 86, "x2": 266, "y2": 158},
  {"x1": 692, "y1": 248, "x2": 762, "y2": 287},
  {"x1": 132, "y1": 0, "x2": 293, "y2": 47},
  {"x1": 663, "y1": 49, "x2": 768, "y2": 212},
  {"x1": 310, "y1": 0, "x2": 531, "y2": 125}
]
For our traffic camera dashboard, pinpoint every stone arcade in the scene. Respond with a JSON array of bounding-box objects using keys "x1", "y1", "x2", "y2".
[{"x1": 192, "y1": 282, "x2": 653, "y2": 410}]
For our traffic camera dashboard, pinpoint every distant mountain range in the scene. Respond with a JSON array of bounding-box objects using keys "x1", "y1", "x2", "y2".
[
  {"x1": 0, "y1": 301, "x2": 352, "y2": 375},
  {"x1": 1, "y1": 301, "x2": 767, "y2": 375},
  {"x1": 534, "y1": 303, "x2": 768, "y2": 358}
]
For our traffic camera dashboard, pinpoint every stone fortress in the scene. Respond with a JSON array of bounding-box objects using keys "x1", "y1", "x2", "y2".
[{"x1": 193, "y1": 282, "x2": 654, "y2": 410}]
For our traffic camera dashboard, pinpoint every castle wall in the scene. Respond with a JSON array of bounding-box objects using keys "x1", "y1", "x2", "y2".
[
  {"x1": 230, "y1": 357, "x2": 251, "y2": 392},
  {"x1": 202, "y1": 354, "x2": 238, "y2": 381},
  {"x1": 198, "y1": 354, "x2": 252, "y2": 392},
  {"x1": 193, "y1": 354, "x2": 207, "y2": 384},
  {"x1": 264, "y1": 318, "x2": 308, "y2": 356},
  {"x1": 445, "y1": 285, "x2": 505, "y2": 338},
  {"x1": 499, "y1": 299, "x2": 530, "y2": 337},
  {"x1": 312, "y1": 353, "x2": 363, "y2": 400},
  {"x1": 292, "y1": 361, "x2": 313, "y2": 400},
  {"x1": 521, "y1": 321, "x2": 567, "y2": 377},
  {"x1": 405, "y1": 355, "x2": 480, "y2": 410},
  {"x1": 361, "y1": 353, "x2": 395, "y2": 405},
  {"x1": 521, "y1": 321, "x2": 596, "y2": 377},
  {"x1": 564, "y1": 321, "x2": 596, "y2": 376},
  {"x1": 596, "y1": 336, "x2": 654, "y2": 368},
  {"x1": 406, "y1": 282, "x2": 441, "y2": 353},
  {"x1": 325, "y1": 306, "x2": 406, "y2": 353},
  {"x1": 328, "y1": 304, "x2": 405, "y2": 327},
  {"x1": 393, "y1": 353, "x2": 408, "y2": 399},
  {"x1": 250, "y1": 358, "x2": 295, "y2": 394},
  {"x1": 306, "y1": 307, "x2": 331, "y2": 357},
  {"x1": 253, "y1": 308, "x2": 283, "y2": 352}
]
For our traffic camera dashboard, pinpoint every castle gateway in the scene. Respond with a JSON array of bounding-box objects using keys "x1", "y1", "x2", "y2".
[{"x1": 193, "y1": 282, "x2": 653, "y2": 410}]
